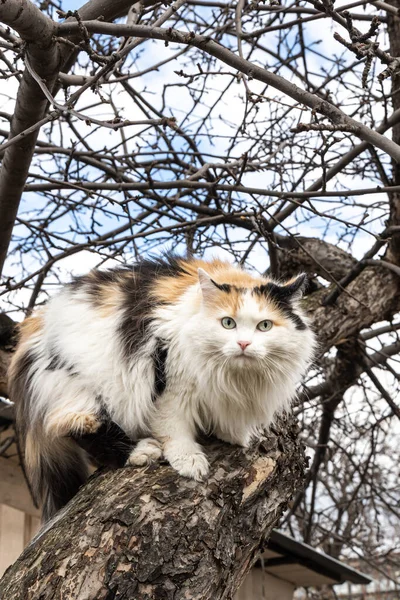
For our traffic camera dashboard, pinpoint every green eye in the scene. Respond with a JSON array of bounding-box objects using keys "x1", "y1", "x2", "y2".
[
  {"x1": 221, "y1": 317, "x2": 236, "y2": 329},
  {"x1": 257, "y1": 320, "x2": 273, "y2": 332}
]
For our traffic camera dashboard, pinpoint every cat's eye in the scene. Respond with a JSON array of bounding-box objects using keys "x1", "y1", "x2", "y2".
[
  {"x1": 221, "y1": 317, "x2": 236, "y2": 329},
  {"x1": 257, "y1": 320, "x2": 273, "y2": 332}
]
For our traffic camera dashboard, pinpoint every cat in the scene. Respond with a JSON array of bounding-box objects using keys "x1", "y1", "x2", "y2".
[{"x1": 9, "y1": 255, "x2": 316, "y2": 521}]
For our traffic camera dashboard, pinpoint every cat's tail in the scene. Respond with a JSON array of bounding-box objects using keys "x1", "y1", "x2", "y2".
[
  {"x1": 10, "y1": 343, "x2": 89, "y2": 523},
  {"x1": 22, "y1": 430, "x2": 89, "y2": 523}
]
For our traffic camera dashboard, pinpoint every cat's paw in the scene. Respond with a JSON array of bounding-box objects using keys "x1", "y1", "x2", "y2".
[
  {"x1": 46, "y1": 411, "x2": 101, "y2": 437},
  {"x1": 214, "y1": 429, "x2": 252, "y2": 448},
  {"x1": 126, "y1": 438, "x2": 162, "y2": 466},
  {"x1": 76, "y1": 413, "x2": 102, "y2": 435},
  {"x1": 164, "y1": 441, "x2": 209, "y2": 481}
]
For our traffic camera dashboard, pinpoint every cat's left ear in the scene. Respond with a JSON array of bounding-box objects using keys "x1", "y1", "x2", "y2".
[
  {"x1": 280, "y1": 273, "x2": 308, "y2": 300},
  {"x1": 266, "y1": 274, "x2": 308, "y2": 303},
  {"x1": 198, "y1": 268, "x2": 218, "y2": 301}
]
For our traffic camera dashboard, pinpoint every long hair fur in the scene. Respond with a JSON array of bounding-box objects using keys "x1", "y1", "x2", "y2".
[{"x1": 9, "y1": 255, "x2": 316, "y2": 521}]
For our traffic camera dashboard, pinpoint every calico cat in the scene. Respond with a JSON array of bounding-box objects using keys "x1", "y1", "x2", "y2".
[{"x1": 9, "y1": 255, "x2": 316, "y2": 521}]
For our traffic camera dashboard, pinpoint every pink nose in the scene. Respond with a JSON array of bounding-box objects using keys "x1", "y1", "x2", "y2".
[{"x1": 238, "y1": 340, "x2": 251, "y2": 351}]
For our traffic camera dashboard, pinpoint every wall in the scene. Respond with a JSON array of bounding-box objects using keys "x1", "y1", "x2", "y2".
[
  {"x1": 0, "y1": 503, "x2": 40, "y2": 576},
  {"x1": 235, "y1": 568, "x2": 295, "y2": 600}
]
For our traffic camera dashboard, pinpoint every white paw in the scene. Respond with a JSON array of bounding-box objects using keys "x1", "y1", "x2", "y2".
[
  {"x1": 164, "y1": 441, "x2": 209, "y2": 481},
  {"x1": 214, "y1": 426, "x2": 253, "y2": 447},
  {"x1": 126, "y1": 438, "x2": 163, "y2": 466}
]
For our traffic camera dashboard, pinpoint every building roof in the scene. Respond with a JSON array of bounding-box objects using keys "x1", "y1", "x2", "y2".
[{"x1": 254, "y1": 530, "x2": 372, "y2": 588}]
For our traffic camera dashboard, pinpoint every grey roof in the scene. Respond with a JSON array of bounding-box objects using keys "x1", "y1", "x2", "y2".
[{"x1": 254, "y1": 530, "x2": 371, "y2": 587}]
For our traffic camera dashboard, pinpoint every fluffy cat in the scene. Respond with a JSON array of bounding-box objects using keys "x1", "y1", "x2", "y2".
[{"x1": 9, "y1": 255, "x2": 316, "y2": 521}]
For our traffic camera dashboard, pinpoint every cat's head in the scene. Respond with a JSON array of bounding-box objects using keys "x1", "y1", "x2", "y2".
[{"x1": 194, "y1": 267, "x2": 316, "y2": 375}]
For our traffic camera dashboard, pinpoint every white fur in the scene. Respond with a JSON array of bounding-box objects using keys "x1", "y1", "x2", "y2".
[
  {"x1": 148, "y1": 278, "x2": 315, "y2": 478},
  {"x1": 126, "y1": 438, "x2": 162, "y2": 466},
  {"x1": 26, "y1": 287, "x2": 155, "y2": 439},
  {"x1": 22, "y1": 269, "x2": 316, "y2": 482}
]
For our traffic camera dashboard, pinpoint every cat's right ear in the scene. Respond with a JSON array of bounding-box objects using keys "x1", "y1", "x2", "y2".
[{"x1": 198, "y1": 268, "x2": 217, "y2": 302}]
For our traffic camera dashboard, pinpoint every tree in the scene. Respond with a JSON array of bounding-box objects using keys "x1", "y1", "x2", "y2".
[
  {"x1": 0, "y1": 0, "x2": 399, "y2": 596},
  {"x1": 0, "y1": 427, "x2": 307, "y2": 598}
]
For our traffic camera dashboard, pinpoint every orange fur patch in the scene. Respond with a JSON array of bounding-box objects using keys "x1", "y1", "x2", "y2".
[
  {"x1": 8, "y1": 314, "x2": 44, "y2": 386},
  {"x1": 19, "y1": 314, "x2": 43, "y2": 343},
  {"x1": 207, "y1": 287, "x2": 244, "y2": 316},
  {"x1": 45, "y1": 410, "x2": 101, "y2": 438},
  {"x1": 96, "y1": 282, "x2": 123, "y2": 318},
  {"x1": 24, "y1": 430, "x2": 41, "y2": 471},
  {"x1": 152, "y1": 258, "x2": 268, "y2": 308}
]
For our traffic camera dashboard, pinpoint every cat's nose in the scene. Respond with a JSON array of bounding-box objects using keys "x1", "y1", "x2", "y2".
[{"x1": 238, "y1": 340, "x2": 251, "y2": 351}]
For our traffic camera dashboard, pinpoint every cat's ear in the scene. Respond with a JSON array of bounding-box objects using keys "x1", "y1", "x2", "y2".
[
  {"x1": 198, "y1": 268, "x2": 218, "y2": 301},
  {"x1": 278, "y1": 274, "x2": 308, "y2": 301},
  {"x1": 266, "y1": 273, "x2": 308, "y2": 302}
]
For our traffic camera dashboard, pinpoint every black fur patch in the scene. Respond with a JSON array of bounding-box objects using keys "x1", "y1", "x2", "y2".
[
  {"x1": 118, "y1": 255, "x2": 188, "y2": 359},
  {"x1": 46, "y1": 348, "x2": 78, "y2": 376},
  {"x1": 12, "y1": 349, "x2": 37, "y2": 433},
  {"x1": 0, "y1": 313, "x2": 17, "y2": 347},
  {"x1": 72, "y1": 420, "x2": 134, "y2": 469},
  {"x1": 253, "y1": 279, "x2": 307, "y2": 331},
  {"x1": 68, "y1": 267, "x2": 133, "y2": 315},
  {"x1": 210, "y1": 280, "x2": 246, "y2": 294},
  {"x1": 211, "y1": 280, "x2": 232, "y2": 293},
  {"x1": 12, "y1": 349, "x2": 37, "y2": 511},
  {"x1": 68, "y1": 255, "x2": 186, "y2": 361},
  {"x1": 41, "y1": 445, "x2": 89, "y2": 522},
  {"x1": 153, "y1": 340, "x2": 168, "y2": 399},
  {"x1": 47, "y1": 349, "x2": 68, "y2": 371}
]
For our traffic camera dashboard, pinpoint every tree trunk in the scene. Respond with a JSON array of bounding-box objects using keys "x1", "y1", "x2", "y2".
[{"x1": 0, "y1": 423, "x2": 306, "y2": 600}]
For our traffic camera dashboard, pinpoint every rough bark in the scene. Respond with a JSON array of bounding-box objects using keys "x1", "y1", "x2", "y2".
[
  {"x1": 0, "y1": 424, "x2": 306, "y2": 600},
  {"x1": 307, "y1": 266, "x2": 400, "y2": 353},
  {"x1": 274, "y1": 235, "x2": 357, "y2": 282}
]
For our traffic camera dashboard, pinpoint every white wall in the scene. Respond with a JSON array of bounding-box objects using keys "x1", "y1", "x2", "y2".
[
  {"x1": 0, "y1": 504, "x2": 40, "y2": 576},
  {"x1": 235, "y1": 569, "x2": 295, "y2": 600}
]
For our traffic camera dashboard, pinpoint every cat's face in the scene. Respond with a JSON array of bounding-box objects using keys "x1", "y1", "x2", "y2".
[{"x1": 195, "y1": 268, "x2": 314, "y2": 372}]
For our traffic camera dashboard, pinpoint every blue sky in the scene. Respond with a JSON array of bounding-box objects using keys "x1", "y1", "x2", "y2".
[{"x1": 61, "y1": 0, "x2": 86, "y2": 11}]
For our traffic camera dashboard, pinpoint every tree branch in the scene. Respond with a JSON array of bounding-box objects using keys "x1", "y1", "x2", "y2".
[
  {"x1": 0, "y1": 0, "x2": 60, "y2": 277},
  {"x1": 0, "y1": 0, "x2": 155, "y2": 277},
  {"x1": 0, "y1": 426, "x2": 306, "y2": 599},
  {"x1": 57, "y1": 21, "x2": 400, "y2": 162},
  {"x1": 309, "y1": 264, "x2": 400, "y2": 353},
  {"x1": 273, "y1": 235, "x2": 357, "y2": 282}
]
